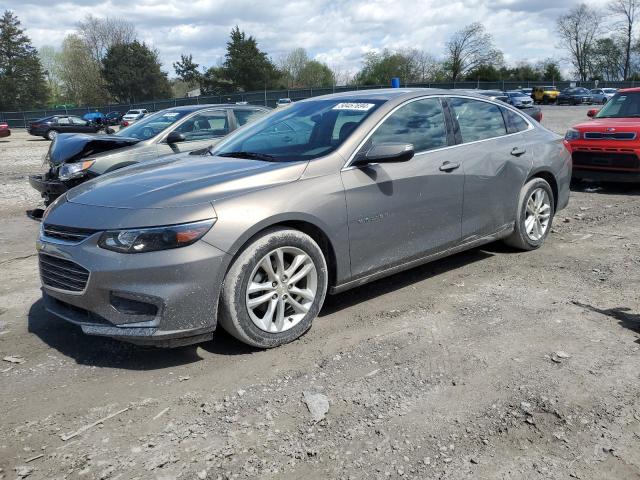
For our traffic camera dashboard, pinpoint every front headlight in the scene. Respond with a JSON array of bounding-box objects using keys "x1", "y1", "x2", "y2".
[
  {"x1": 58, "y1": 160, "x2": 95, "y2": 181},
  {"x1": 564, "y1": 128, "x2": 581, "y2": 140},
  {"x1": 98, "y1": 219, "x2": 216, "y2": 253}
]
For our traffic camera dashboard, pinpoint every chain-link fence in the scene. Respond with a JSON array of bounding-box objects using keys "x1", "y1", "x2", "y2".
[{"x1": 1, "y1": 79, "x2": 636, "y2": 128}]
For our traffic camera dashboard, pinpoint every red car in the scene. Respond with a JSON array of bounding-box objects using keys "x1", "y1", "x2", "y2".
[
  {"x1": 0, "y1": 122, "x2": 10, "y2": 138},
  {"x1": 564, "y1": 87, "x2": 640, "y2": 182}
]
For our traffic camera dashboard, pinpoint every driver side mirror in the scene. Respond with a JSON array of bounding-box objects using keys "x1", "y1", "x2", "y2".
[
  {"x1": 587, "y1": 109, "x2": 599, "y2": 118},
  {"x1": 352, "y1": 143, "x2": 414, "y2": 167},
  {"x1": 166, "y1": 131, "x2": 186, "y2": 144}
]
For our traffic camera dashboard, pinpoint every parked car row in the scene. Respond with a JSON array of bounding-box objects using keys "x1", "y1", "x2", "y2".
[{"x1": 33, "y1": 88, "x2": 571, "y2": 350}]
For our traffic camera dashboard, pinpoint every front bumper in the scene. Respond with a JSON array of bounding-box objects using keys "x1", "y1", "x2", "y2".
[
  {"x1": 29, "y1": 174, "x2": 69, "y2": 202},
  {"x1": 36, "y1": 234, "x2": 231, "y2": 347},
  {"x1": 573, "y1": 168, "x2": 640, "y2": 183}
]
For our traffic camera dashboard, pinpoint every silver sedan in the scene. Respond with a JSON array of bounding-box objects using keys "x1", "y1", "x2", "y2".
[{"x1": 37, "y1": 89, "x2": 571, "y2": 348}]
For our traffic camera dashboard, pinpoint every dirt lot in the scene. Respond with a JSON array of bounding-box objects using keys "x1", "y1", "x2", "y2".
[{"x1": 0, "y1": 106, "x2": 639, "y2": 480}]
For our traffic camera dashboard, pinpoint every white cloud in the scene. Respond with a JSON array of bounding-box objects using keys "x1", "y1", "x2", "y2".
[{"x1": 4, "y1": 0, "x2": 598, "y2": 79}]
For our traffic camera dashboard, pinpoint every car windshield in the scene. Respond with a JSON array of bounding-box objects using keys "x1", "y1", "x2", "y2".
[
  {"x1": 210, "y1": 98, "x2": 385, "y2": 162},
  {"x1": 116, "y1": 110, "x2": 188, "y2": 140},
  {"x1": 596, "y1": 92, "x2": 640, "y2": 118},
  {"x1": 603, "y1": 88, "x2": 617, "y2": 93}
]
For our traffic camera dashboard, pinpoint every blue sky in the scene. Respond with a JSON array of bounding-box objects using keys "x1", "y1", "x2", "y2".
[{"x1": 4, "y1": 0, "x2": 608, "y2": 79}]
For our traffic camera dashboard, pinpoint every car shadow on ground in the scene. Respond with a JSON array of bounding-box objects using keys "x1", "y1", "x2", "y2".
[
  {"x1": 572, "y1": 301, "x2": 640, "y2": 344},
  {"x1": 28, "y1": 247, "x2": 499, "y2": 367},
  {"x1": 28, "y1": 298, "x2": 205, "y2": 369},
  {"x1": 571, "y1": 181, "x2": 640, "y2": 196},
  {"x1": 320, "y1": 248, "x2": 495, "y2": 316}
]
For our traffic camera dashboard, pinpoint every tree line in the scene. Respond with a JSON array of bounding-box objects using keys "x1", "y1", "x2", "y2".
[{"x1": 0, "y1": 2, "x2": 638, "y2": 111}]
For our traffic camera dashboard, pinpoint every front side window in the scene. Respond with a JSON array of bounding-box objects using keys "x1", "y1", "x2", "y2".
[
  {"x1": 70, "y1": 116, "x2": 87, "y2": 125},
  {"x1": 211, "y1": 98, "x2": 385, "y2": 162},
  {"x1": 173, "y1": 110, "x2": 229, "y2": 141},
  {"x1": 57, "y1": 117, "x2": 70, "y2": 125},
  {"x1": 449, "y1": 97, "x2": 506, "y2": 143},
  {"x1": 368, "y1": 98, "x2": 447, "y2": 153}
]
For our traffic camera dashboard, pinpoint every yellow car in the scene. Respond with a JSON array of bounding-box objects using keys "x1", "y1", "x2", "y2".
[{"x1": 532, "y1": 86, "x2": 560, "y2": 104}]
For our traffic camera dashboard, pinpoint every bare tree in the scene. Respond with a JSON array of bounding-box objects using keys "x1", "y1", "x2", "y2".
[
  {"x1": 279, "y1": 48, "x2": 309, "y2": 88},
  {"x1": 444, "y1": 23, "x2": 501, "y2": 82},
  {"x1": 407, "y1": 49, "x2": 440, "y2": 82},
  {"x1": 57, "y1": 34, "x2": 109, "y2": 105},
  {"x1": 76, "y1": 14, "x2": 136, "y2": 63},
  {"x1": 609, "y1": 0, "x2": 638, "y2": 79},
  {"x1": 556, "y1": 4, "x2": 601, "y2": 81}
]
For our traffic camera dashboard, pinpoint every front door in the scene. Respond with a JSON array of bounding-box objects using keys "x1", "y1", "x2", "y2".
[
  {"x1": 157, "y1": 109, "x2": 231, "y2": 156},
  {"x1": 341, "y1": 97, "x2": 464, "y2": 278}
]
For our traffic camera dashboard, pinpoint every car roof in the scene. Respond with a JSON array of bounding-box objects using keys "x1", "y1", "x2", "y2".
[{"x1": 301, "y1": 88, "x2": 497, "y2": 105}]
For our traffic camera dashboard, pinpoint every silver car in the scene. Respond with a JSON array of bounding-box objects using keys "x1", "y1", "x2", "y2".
[
  {"x1": 36, "y1": 89, "x2": 571, "y2": 348},
  {"x1": 589, "y1": 88, "x2": 617, "y2": 105}
]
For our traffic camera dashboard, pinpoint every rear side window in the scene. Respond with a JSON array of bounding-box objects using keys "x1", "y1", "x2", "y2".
[
  {"x1": 235, "y1": 109, "x2": 267, "y2": 127},
  {"x1": 449, "y1": 97, "x2": 506, "y2": 143},
  {"x1": 369, "y1": 98, "x2": 447, "y2": 153},
  {"x1": 501, "y1": 108, "x2": 530, "y2": 134}
]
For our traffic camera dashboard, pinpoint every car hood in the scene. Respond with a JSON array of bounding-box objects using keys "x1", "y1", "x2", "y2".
[
  {"x1": 66, "y1": 154, "x2": 308, "y2": 209},
  {"x1": 49, "y1": 133, "x2": 140, "y2": 165},
  {"x1": 574, "y1": 118, "x2": 640, "y2": 130}
]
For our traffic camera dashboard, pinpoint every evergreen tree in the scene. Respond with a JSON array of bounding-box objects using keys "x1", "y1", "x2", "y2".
[
  {"x1": 0, "y1": 10, "x2": 48, "y2": 110},
  {"x1": 223, "y1": 26, "x2": 279, "y2": 91},
  {"x1": 102, "y1": 41, "x2": 172, "y2": 103}
]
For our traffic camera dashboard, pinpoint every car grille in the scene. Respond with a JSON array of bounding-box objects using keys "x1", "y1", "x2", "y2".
[
  {"x1": 42, "y1": 224, "x2": 96, "y2": 243},
  {"x1": 583, "y1": 132, "x2": 636, "y2": 140},
  {"x1": 572, "y1": 151, "x2": 640, "y2": 169},
  {"x1": 39, "y1": 254, "x2": 90, "y2": 292}
]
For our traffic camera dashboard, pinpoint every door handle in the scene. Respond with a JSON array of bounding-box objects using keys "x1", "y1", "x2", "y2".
[
  {"x1": 439, "y1": 161, "x2": 460, "y2": 172},
  {"x1": 511, "y1": 147, "x2": 526, "y2": 157}
]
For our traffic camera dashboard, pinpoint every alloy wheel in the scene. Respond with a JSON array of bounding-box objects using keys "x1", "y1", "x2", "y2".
[
  {"x1": 246, "y1": 247, "x2": 318, "y2": 333},
  {"x1": 525, "y1": 188, "x2": 551, "y2": 241}
]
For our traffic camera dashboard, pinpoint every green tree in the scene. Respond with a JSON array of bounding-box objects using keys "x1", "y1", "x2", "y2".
[
  {"x1": 102, "y1": 41, "x2": 172, "y2": 103},
  {"x1": 538, "y1": 59, "x2": 563, "y2": 81},
  {"x1": 298, "y1": 60, "x2": 334, "y2": 87},
  {"x1": 0, "y1": 10, "x2": 48, "y2": 110},
  {"x1": 173, "y1": 53, "x2": 201, "y2": 88},
  {"x1": 590, "y1": 37, "x2": 625, "y2": 80},
  {"x1": 200, "y1": 65, "x2": 233, "y2": 95},
  {"x1": 355, "y1": 50, "x2": 420, "y2": 85},
  {"x1": 223, "y1": 26, "x2": 279, "y2": 91},
  {"x1": 38, "y1": 45, "x2": 64, "y2": 104}
]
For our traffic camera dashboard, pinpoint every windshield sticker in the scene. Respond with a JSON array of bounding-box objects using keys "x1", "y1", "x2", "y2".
[
  {"x1": 332, "y1": 103, "x2": 375, "y2": 111},
  {"x1": 162, "y1": 113, "x2": 181, "y2": 118}
]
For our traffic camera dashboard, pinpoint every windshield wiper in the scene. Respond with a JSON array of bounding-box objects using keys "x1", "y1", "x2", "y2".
[{"x1": 217, "y1": 151, "x2": 277, "y2": 161}]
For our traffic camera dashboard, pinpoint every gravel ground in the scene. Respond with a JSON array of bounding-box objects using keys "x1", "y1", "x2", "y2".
[{"x1": 0, "y1": 105, "x2": 638, "y2": 480}]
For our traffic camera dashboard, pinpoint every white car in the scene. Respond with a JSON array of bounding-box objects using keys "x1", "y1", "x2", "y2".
[
  {"x1": 121, "y1": 109, "x2": 148, "y2": 126},
  {"x1": 276, "y1": 98, "x2": 292, "y2": 108}
]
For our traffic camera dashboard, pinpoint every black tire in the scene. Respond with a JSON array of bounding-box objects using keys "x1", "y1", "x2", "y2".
[
  {"x1": 46, "y1": 129, "x2": 58, "y2": 141},
  {"x1": 218, "y1": 227, "x2": 328, "y2": 348},
  {"x1": 503, "y1": 178, "x2": 555, "y2": 251},
  {"x1": 602, "y1": 98, "x2": 608, "y2": 105},
  {"x1": 542, "y1": 96, "x2": 549, "y2": 105}
]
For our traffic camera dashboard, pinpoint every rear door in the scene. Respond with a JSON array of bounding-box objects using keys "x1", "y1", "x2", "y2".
[
  {"x1": 447, "y1": 96, "x2": 533, "y2": 240},
  {"x1": 156, "y1": 109, "x2": 232, "y2": 156},
  {"x1": 341, "y1": 96, "x2": 465, "y2": 278}
]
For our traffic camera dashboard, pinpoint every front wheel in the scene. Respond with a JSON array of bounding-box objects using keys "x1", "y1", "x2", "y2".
[
  {"x1": 218, "y1": 228, "x2": 328, "y2": 348},
  {"x1": 46, "y1": 129, "x2": 58, "y2": 141},
  {"x1": 504, "y1": 178, "x2": 555, "y2": 251}
]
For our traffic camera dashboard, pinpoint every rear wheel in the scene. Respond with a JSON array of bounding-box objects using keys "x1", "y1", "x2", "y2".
[
  {"x1": 218, "y1": 228, "x2": 328, "y2": 348},
  {"x1": 504, "y1": 178, "x2": 555, "y2": 251},
  {"x1": 46, "y1": 129, "x2": 58, "y2": 141}
]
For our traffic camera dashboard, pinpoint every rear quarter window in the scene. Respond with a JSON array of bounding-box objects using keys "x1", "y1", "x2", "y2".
[{"x1": 501, "y1": 108, "x2": 530, "y2": 133}]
